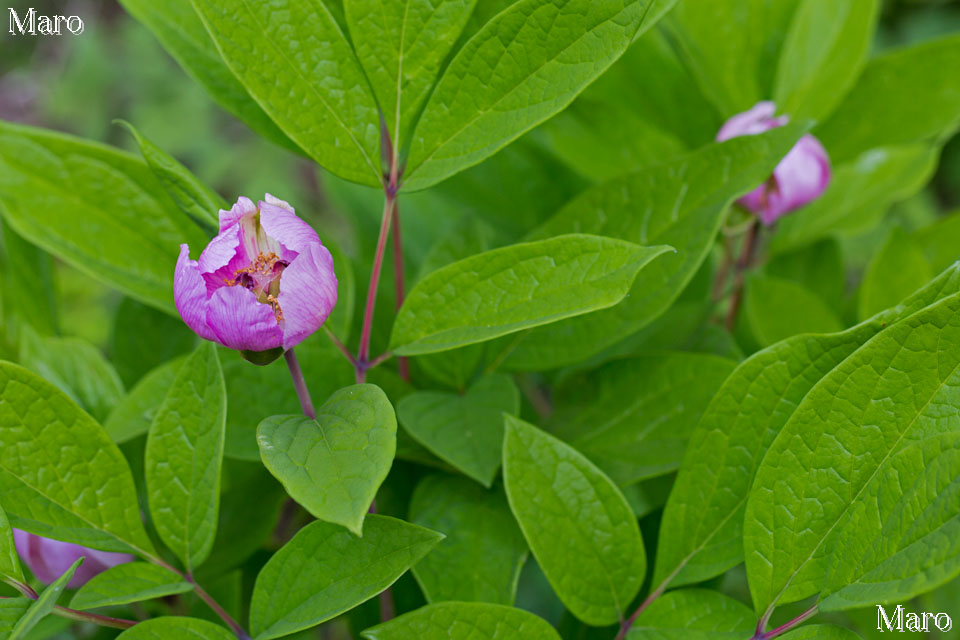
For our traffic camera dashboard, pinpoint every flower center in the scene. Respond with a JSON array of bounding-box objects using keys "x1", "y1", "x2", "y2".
[{"x1": 224, "y1": 251, "x2": 289, "y2": 322}]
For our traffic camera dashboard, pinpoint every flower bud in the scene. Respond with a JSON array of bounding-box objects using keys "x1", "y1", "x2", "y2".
[
  {"x1": 174, "y1": 195, "x2": 338, "y2": 361},
  {"x1": 13, "y1": 530, "x2": 133, "y2": 588},
  {"x1": 716, "y1": 101, "x2": 831, "y2": 225}
]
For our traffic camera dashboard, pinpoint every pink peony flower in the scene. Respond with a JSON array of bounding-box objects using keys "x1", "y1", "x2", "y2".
[
  {"x1": 716, "y1": 101, "x2": 832, "y2": 225},
  {"x1": 174, "y1": 194, "x2": 337, "y2": 356},
  {"x1": 13, "y1": 530, "x2": 133, "y2": 588}
]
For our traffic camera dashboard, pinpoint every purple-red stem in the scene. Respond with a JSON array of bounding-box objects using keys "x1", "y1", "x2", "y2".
[
  {"x1": 391, "y1": 202, "x2": 410, "y2": 382},
  {"x1": 2, "y1": 580, "x2": 136, "y2": 630},
  {"x1": 357, "y1": 191, "x2": 396, "y2": 382},
  {"x1": 724, "y1": 220, "x2": 761, "y2": 331},
  {"x1": 189, "y1": 576, "x2": 251, "y2": 640},
  {"x1": 613, "y1": 579, "x2": 670, "y2": 640},
  {"x1": 752, "y1": 604, "x2": 818, "y2": 640},
  {"x1": 284, "y1": 348, "x2": 316, "y2": 419}
]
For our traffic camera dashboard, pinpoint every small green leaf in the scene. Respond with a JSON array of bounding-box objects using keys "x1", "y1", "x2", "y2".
[
  {"x1": 0, "y1": 218, "x2": 58, "y2": 336},
  {"x1": 361, "y1": 602, "x2": 561, "y2": 640},
  {"x1": 858, "y1": 229, "x2": 933, "y2": 321},
  {"x1": 191, "y1": 0, "x2": 382, "y2": 186},
  {"x1": 0, "y1": 121, "x2": 207, "y2": 314},
  {"x1": 104, "y1": 357, "x2": 187, "y2": 444},
  {"x1": 115, "y1": 617, "x2": 235, "y2": 639},
  {"x1": 0, "y1": 599, "x2": 30, "y2": 636},
  {"x1": 550, "y1": 353, "x2": 736, "y2": 485},
  {"x1": 914, "y1": 212, "x2": 960, "y2": 274},
  {"x1": 409, "y1": 475, "x2": 527, "y2": 605},
  {"x1": 398, "y1": 374, "x2": 520, "y2": 487},
  {"x1": 146, "y1": 342, "x2": 226, "y2": 571},
  {"x1": 777, "y1": 626, "x2": 861, "y2": 640},
  {"x1": 110, "y1": 297, "x2": 196, "y2": 388},
  {"x1": 0, "y1": 362, "x2": 155, "y2": 556},
  {"x1": 9, "y1": 559, "x2": 81, "y2": 640},
  {"x1": 391, "y1": 234, "x2": 672, "y2": 356},
  {"x1": 250, "y1": 515, "x2": 443, "y2": 640},
  {"x1": 257, "y1": 384, "x2": 396, "y2": 536},
  {"x1": 627, "y1": 589, "x2": 755, "y2": 639},
  {"x1": 404, "y1": 0, "x2": 670, "y2": 190},
  {"x1": 70, "y1": 563, "x2": 193, "y2": 610},
  {"x1": 0, "y1": 502, "x2": 24, "y2": 584},
  {"x1": 116, "y1": 120, "x2": 224, "y2": 232},
  {"x1": 742, "y1": 274, "x2": 843, "y2": 348},
  {"x1": 502, "y1": 416, "x2": 644, "y2": 625}
]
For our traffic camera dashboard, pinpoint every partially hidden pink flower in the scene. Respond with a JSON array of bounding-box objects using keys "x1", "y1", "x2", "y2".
[
  {"x1": 174, "y1": 194, "x2": 338, "y2": 358},
  {"x1": 13, "y1": 530, "x2": 133, "y2": 588},
  {"x1": 716, "y1": 101, "x2": 831, "y2": 225}
]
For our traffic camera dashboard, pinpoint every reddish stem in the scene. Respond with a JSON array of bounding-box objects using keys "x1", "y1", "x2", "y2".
[
  {"x1": 357, "y1": 192, "x2": 396, "y2": 382},
  {"x1": 188, "y1": 578, "x2": 251, "y2": 640},
  {"x1": 391, "y1": 202, "x2": 410, "y2": 382},
  {"x1": 1, "y1": 587, "x2": 136, "y2": 631},
  {"x1": 724, "y1": 221, "x2": 760, "y2": 331},
  {"x1": 752, "y1": 604, "x2": 818, "y2": 640},
  {"x1": 613, "y1": 579, "x2": 670, "y2": 640},
  {"x1": 284, "y1": 348, "x2": 315, "y2": 419}
]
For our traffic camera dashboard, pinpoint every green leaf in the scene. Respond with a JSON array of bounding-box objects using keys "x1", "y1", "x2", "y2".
[
  {"x1": 391, "y1": 234, "x2": 673, "y2": 356},
  {"x1": 403, "y1": 0, "x2": 670, "y2": 190},
  {"x1": 116, "y1": 120, "x2": 224, "y2": 232},
  {"x1": 117, "y1": 0, "x2": 298, "y2": 152},
  {"x1": 777, "y1": 626, "x2": 860, "y2": 640},
  {"x1": 191, "y1": 0, "x2": 382, "y2": 186},
  {"x1": 0, "y1": 600, "x2": 30, "y2": 637},
  {"x1": 0, "y1": 120, "x2": 207, "y2": 314},
  {"x1": 104, "y1": 357, "x2": 186, "y2": 444},
  {"x1": 858, "y1": 229, "x2": 933, "y2": 321},
  {"x1": 819, "y1": 433, "x2": 960, "y2": 611},
  {"x1": 744, "y1": 292, "x2": 960, "y2": 614},
  {"x1": 773, "y1": 0, "x2": 879, "y2": 122},
  {"x1": 502, "y1": 416, "x2": 644, "y2": 625},
  {"x1": 250, "y1": 515, "x2": 443, "y2": 640},
  {"x1": 771, "y1": 145, "x2": 939, "y2": 254},
  {"x1": 0, "y1": 362, "x2": 156, "y2": 556},
  {"x1": 654, "y1": 264, "x2": 960, "y2": 590},
  {"x1": 0, "y1": 502, "x2": 24, "y2": 584},
  {"x1": 361, "y1": 602, "x2": 561, "y2": 640},
  {"x1": 115, "y1": 617, "x2": 235, "y2": 639},
  {"x1": 0, "y1": 217, "x2": 58, "y2": 337},
  {"x1": 18, "y1": 328, "x2": 125, "y2": 424},
  {"x1": 409, "y1": 475, "x2": 527, "y2": 605},
  {"x1": 742, "y1": 274, "x2": 843, "y2": 348},
  {"x1": 69, "y1": 563, "x2": 193, "y2": 610},
  {"x1": 110, "y1": 297, "x2": 196, "y2": 388},
  {"x1": 9, "y1": 559, "x2": 80, "y2": 640},
  {"x1": 627, "y1": 589, "x2": 755, "y2": 639},
  {"x1": 817, "y1": 33, "x2": 960, "y2": 162},
  {"x1": 145, "y1": 342, "x2": 226, "y2": 571},
  {"x1": 257, "y1": 384, "x2": 396, "y2": 536},
  {"x1": 345, "y1": 0, "x2": 476, "y2": 157},
  {"x1": 504, "y1": 123, "x2": 808, "y2": 370},
  {"x1": 550, "y1": 353, "x2": 736, "y2": 485},
  {"x1": 398, "y1": 374, "x2": 520, "y2": 486},
  {"x1": 914, "y1": 212, "x2": 960, "y2": 274}
]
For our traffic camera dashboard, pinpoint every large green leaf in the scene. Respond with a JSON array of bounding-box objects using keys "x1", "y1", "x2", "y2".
[
  {"x1": 115, "y1": 617, "x2": 235, "y2": 639},
  {"x1": 0, "y1": 502, "x2": 24, "y2": 584},
  {"x1": 914, "y1": 211, "x2": 960, "y2": 274},
  {"x1": 110, "y1": 297, "x2": 196, "y2": 388},
  {"x1": 0, "y1": 600, "x2": 30, "y2": 637},
  {"x1": 627, "y1": 589, "x2": 755, "y2": 640},
  {"x1": 145, "y1": 342, "x2": 226, "y2": 571},
  {"x1": 778, "y1": 626, "x2": 860, "y2": 640},
  {"x1": 745, "y1": 292, "x2": 960, "y2": 614},
  {"x1": 403, "y1": 0, "x2": 671, "y2": 190},
  {"x1": 0, "y1": 362, "x2": 156, "y2": 556},
  {"x1": 742, "y1": 274, "x2": 843, "y2": 348},
  {"x1": 117, "y1": 0, "x2": 297, "y2": 152},
  {"x1": 0, "y1": 218, "x2": 58, "y2": 337},
  {"x1": 250, "y1": 515, "x2": 443, "y2": 640},
  {"x1": 502, "y1": 416, "x2": 644, "y2": 625},
  {"x1": 9, "y1": 560, "x2": 80, "y2": 640},
  {"x1": 191, "y1": 0, "x2": 382, "y2": 186},
  {"x1": 819, "y1": 433, "x2": 960, "y2": 611},
  {"x1": 391, "y1": 234, "x2": 672, "y2": 356},
  {"x1": 817, "y1": 33, "x2": 960, "y2": 162},
  {"x1": 344, "y1": 0, "x2": 476, "y2": 158},
  {"x1": 397, "y1": 374, "x2": 520, "y2": 486},
  {"x1": 858, "y1": 229, "x2": 933, "y2": 321},
  {"x1": 257, "y1": 384, "x2": 396, "y2": 536},
  {"x1": 409, "y1": 475, "x2": 527, "y2": 605},
  {"x1": 503, "y1": 123, "x2": 808, "y2": 370},
  {"x1": 653, "y1": 264, "x2": 960, "y2": 590},
  {"x1": 104, "y1": 357, "x2": 186, "y2": 444},
  {"x1": 0, "y1": 121, "x2": 207, "y2": 314},
  {"x1": 361, "y1": 602, "x2": 561, "y2": 640},
  {"x1": 70, "y1": 563, "x2": 193, "y2": 610},
  {"x1": 772, "y1": 0, "x2": 879, "y2": 122},
  {"x1": 549, "y1": 353, "x2": 736, "y2": 485}
]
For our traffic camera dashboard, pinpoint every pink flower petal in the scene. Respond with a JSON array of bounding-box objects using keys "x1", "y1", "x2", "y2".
[
  {"x1": 206, "y1": 285, "x2": 284, "y2": 352},
  {"x1": 259, "y1": 200, "x2": 321, "y2": 257},
  {"x1": 277, "y1": 242, "x2": 338, "y2": 350},
  {"x1": 13, "y1": 531, "x2": 132, "y2": 588},
  {"x1": 716, "y1": 101, "x2": 787, "y2": 141},
  {"x1": 218, "y1": 196, "x2": 258, "y2": 233},
  {"x1": 174, "y1": 245, "x2": 218, "y2": 342}
]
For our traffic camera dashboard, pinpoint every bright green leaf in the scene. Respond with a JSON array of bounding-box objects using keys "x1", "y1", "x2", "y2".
[
  {"x1": 70, "y1": 563, "x2": 193, "y2": 610},
  {"x1": 104, "y1": 357, "x2": 186, "y2": 444},
  {"x1": 398, "y1": 374, "x2": 520, "y2": 486},
  {"x1": 502, "y1": 416, "x2": 644, "y2": 625},
  {"x1": 0, "y1": 362, "x2": 155, "y2": 556},
  {"x1": 0, "y1": 121, "x2": 207, "y2": 314},
  {"x1": 627, "y1": 589, "x2": 755, "y2": 639},
  {"x1": 115, "y1": 617, "x2": 235, "y2": 639},
  {"x1": 146, "y1": 342, "x2": 226, "y2": 571},
  {"x1": 858, "y1": 228, "x2": 933, "y2": 321},
  {"x1": 9, "y1": 559, "x2": 80, "y2": 640},
  {"x1": 257, "y1": 384, "x2": 396, "y2": 536},
  {"x1": 777, "y1": 626, "x2": 860, "y2": 640},
  {"x1": 0, "y1": 599, "x2": 30, "y2": 636},
  {"x1": 191, "y1": 0, "x2": 383, "y2": 186},
  {"x1": 409, "y1": 475, "x2": 527, "y2": 605},
  {"x1": 742, "y1": 274, "x2": 843, "y2": 348},
  {"x1": 914, "y1": 211, "x2": 960, "y2": 274},
  {"x1": 0, "y1": 502, "x2": 24, "y2": 584},
  {"x1": 250, "y1": 515, "x2": 443, "y2": 640},
  {"x1": 361, "y1": 602, "x2": 561, "y2": 640},
  {"x1": 391, "y1": 234, "x2": 673, "y2": 356},
  {"x1": 0, "y1": 218, "x2": 58, "y2": 337}
]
